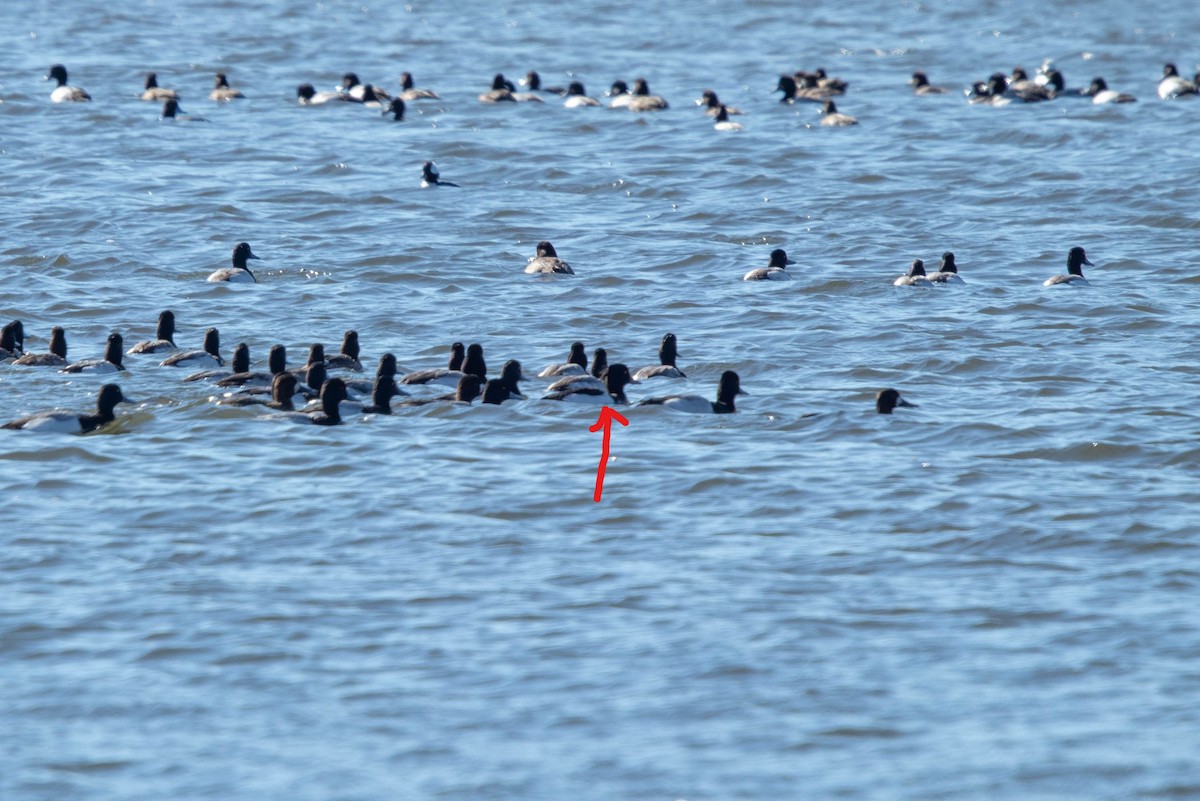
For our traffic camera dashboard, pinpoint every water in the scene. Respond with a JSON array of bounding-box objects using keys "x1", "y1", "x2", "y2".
[{"x1": 3, "y1": 0, "x2": 1200, "y2": 798}]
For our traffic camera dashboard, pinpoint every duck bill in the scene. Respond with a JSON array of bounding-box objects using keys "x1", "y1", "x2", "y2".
[{"x1": 898, "y1": 398, "x2": 917, "y2": 408}]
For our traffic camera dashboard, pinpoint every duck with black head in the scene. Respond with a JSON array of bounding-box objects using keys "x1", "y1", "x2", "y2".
[
  {"x1": 544, "y1": 364, "x2": 638, "y2": 404},
  {"x1": 524, "y1": 241, "x2": 575, "y2": 274},
  {"x1": 638, "y1": 370, "x2": 745, "y2": 414},
  {"x1": 62, "y1": 332, "x2": 126, "y2": 374},
  {"x1": 421, "y1": 161, "x2": 458, "y2": 187},
  {"x1": 161, "y1": 327, "x2": 224, "y2": 369},
  {"x1": 4, "y1": 384, "x2": 133, "y2": 433},
  {"x1": 634, "y1": 334, "x2": 687, "y2": 380},
  {"x1": 743, "y1": 248, "x2": 794, "y2": 281},
  {"x1": 1043, "y1": 246, "x2": 1094, "y2": 287},
  {"x1": 128, "y1": 310, "x2": 177, "y2": 354},
  {"x1": 208, "y1": 242, "x2": 261, "y2": 283},
  {"x1": 876, "y1": 388, "x2": 917, "y2": 414},
  {"x1": 209, "y1": 72, "x2": 245, "y2": 101},
  {"x1": 45, "y1": 64, "x2": 91, "y2": 102},
  {"x1": 926, "y1": 251, "x2": 964, "y2": 284}
]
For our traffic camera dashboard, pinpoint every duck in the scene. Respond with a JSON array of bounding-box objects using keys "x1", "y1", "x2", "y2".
[
  {"x1": 340, "y1": 72, "x2": 390, "y2": 102},
  {"x1": 161, "y1": 98, "x2": 208, "y2": 122},
  {"x1": 1043, "y1": 246, "x2": 1094, "y2": 287},
  {"x1": 638, "y1": 370, "x2": 745, "y2": 414},
  {"x1": 909, "y1": 71, "x2": 947, "y2": 95},
  {"x1": 539, "y1": 343, "x2": 589, "y2": 377},
  {"x1": 291, "y1": 343, "x2": 326, "y2": 385},
  {"x1": 481, "y1": 379, "x2": 513, "y2": 405},
  {"x1": 360, "y1": 375, "x2": 401, "y2": 414},
  {"x1": 1041, "y1": 69, "x2": 1087, "y2": 98},
  {"x1": 382, "y1": 97, "x2": 406, "y2": 120},
  {"x1": 346, "y1": 353, "x2": 405, "y2": 396},
  {"x1": 45, "y1": 64, "x2": 91, "y2": 102},
  {"x1": 399, "y1": 374, "x2": 486, "y2": 406},
  {"x1": 3, "y1": 319, "x2": 24, "y2": 356},
  {"x1": 926, "y1": 251, "x2": 965, "y2": 284},
  {"x1": 1158, "y1": 64, "x2": 1198, "y2": 100},
  {"x1": 893, "y1": 259, "x2": 931, "y2": 287},
  {"x1": 400, "y1": 341, "x2": 466, "y2": 386},
  {"x1": 624, "y1": 78, "x2": 668, "y2": 111},
  {"x1": 287, "y1": 378, "x2": 348, "y2": 425},
  {"x1": 297, "y1": 83, "x2": 353, "y2": 105},
  {"x1": 743, "y1": 248, "x2": 794, "y2": 281},
  {"x1": 479, "y1": 73, "x2": 517, "y2": 103},
  {"x1": 1007, "y1": 67, "x2": 1054, "y2": 101},
  {"x1": 0, "y1": 321, "x2": 23, "y2": 361},
  {"x1": 207, "y1": 242, "x2": 261, "y2": 283},
  {"x1": 608, "y1": 79, "x2": 634, "y2": 108},
  {"x1": 128, "y1": 310, "x2": 177, "y2": 354},
  {"x1": 813, "y1": 68, "x2": 849, "y2": 93},
  {"x1": 183, "y1": 342, "x2": 249, "y2": 382},
  {"x1": 1083, "y1": 77, "x2": 1137, "y2": 104},
  {"x1": 563, "y1": 81, "x2": 601, "y2": 107},
  {"x1": 3, "y1": 384, "x2": 132, "y2": 433},
  {"x1": 296, "y1": 362, "x2": 327, "y2": 398},
  {"x1": 545, "y1": 349, "x2": 609, "y2": 394},
  {"x1": 219, "y1": 372, "x2": 299, "y2": 411},
  {"x1": 876, "y1": 388, "x2": 917, "y2": 414},
  {"x1": 161, "y1": 327, "x2": 224, "y2": 369},
  {"x1": 544, "y1": 364, "x2": 638, "y2": 404},
  {"x1": 697, "y1": 89, "x2": 743, "y2": 116},
  {"x1": 775, "y1": 74, "x2": 827, "y2": 104},
  {"x1": 62, "y1": 332, "x2": 126, "y2": 373},
  {"x1": 140, "y1": 72, "x2": 177, "y2": 101},
  {"x1": 498, "y1": 359, "x2": 526, "y2": 399},
  {"x1": 713, "y1": 105, "x2": 744, "y2": 131},
  {"x1": 524, "y1": 241, "x2": 575, "y2": 274},
  {"x1": 521, "y1": 70, "x2": 566, "y2": 95},
  {"x1": 13, "y1": 326, "x2": 68, "y2": 366},
  {"x1": 421, "y1": 161, "x2": 458, "y2": 187},
  {"x1": 633, "y1": 333, "x2": 686, "y2": 381},
  {"x1": 326, "y1": 330, "x2": 363, "y2": 372},
  {"x1": 402, "y1": 343, "x2": 486, "y2": 387},
  {"x1": 216, "y1": 343, "x2": 286, "y2": 388},
  {"x1": 398, "y1": 72, "x2": 439, "y2": 101},
  {"x1": 968, "y1": 78, "x2": 1011, "y2": 106},
  {"x1": 820, "y1": 99, "x2": 858, "y2": 126},
  {"x1": 209, "y1": 72, "x2": 245, "y2": 101}
]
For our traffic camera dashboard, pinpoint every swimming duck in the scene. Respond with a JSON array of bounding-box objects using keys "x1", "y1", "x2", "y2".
[
  {"x1": 638, "y1": 370, "x2": 745, "y2": 414},
  {"x1": 775, "y1": 74, "x2": 826, "y2": 104},
  {"x1": 421, "y1": 161, "x2": 458, "y2": 187},
  {"x1": 539, "y1": 342, "x2": 589, "y2": 377},
  {"x1": 479, "y1": 74, "x2": 518, "y2": 103},
  {"x1": 0, "y1": 322, "x2": 23, "y2": 361},
  {"x1": 893, "y1": 259, "x2": 930, "y2": 287},
  {"x1": 62, "y1": 332, "x2": 126, "y2": 373},
  {"x1": 1041, "y1": 69, "x2": 1087, "y2": 97},
  {"x1": 291, "y1": 343, "x2": 326, "y2": 385},
  {"x1": 625, "y1": 78, "x2": 668, "y2": 111},
  {"x1": 1007, "y1": 67, "x2": 1054, "y2": 101},
  {"x1": 184, "y1": 342, "x2": 250, "y2": 382},
  {"x1": 128, "y1": 310, "x2": 177, "y2": 354},
  {"x1": 521, "y1": 71, "x2": 565, "y2": 95},
  {"x1": 713, "y1": 105, "x2": 744, "y2": 131},
  {"x1": 743, "y1": 249, "x2": 794, "y2": 281},
  {"x1": 289, "y1": 378, "x2": 348, "y2": 425},
  {"x1": 820, "y1": 98, "x2": 858, "y2": 126},
  {"x1": 481, "y1": 379, "x2": 512, "y2": 405},
  {"x1": 399, "y1": 374, "x2": 486, "y2": 406},
  {"x1": 161, "y1": 327, "x2": 224, "y2": 368},
  {"x1": 926, "y1": 251, "x2": 965, "y2": 284},
  {"x1": 633, "y1": 334, "x2": 686, "y2": 380},
  {"x1": 219, "y1": 372, "x2": 299, "y2": 411},
  {"x1": 564, "y1": 81, "x2": 601, "y2": 107},
  {"x1": 216, "y1": 343, "x2": 286, "y2": 387},
  {"x1": 207, "y1": 242, "x2": 260, "y2": 283},
  {"x1": 1158, "y1": 64, "x2": 1198, "y2": 99},
  {"x1": 1083, "y1": 77, "x2": 1137, "y2": 104},
  {"x1": 140, "y1": 72, "x2": 177, "y2": 101},
  {"x1": 400, "y1": 342, "x2": 466, "y2": 386},
  {"x1": 209, "y1": 72, "x2": 245, "y2": 101},
  {"x1": 697, "y1": 89, "x2": 743, "y2": 116},
  {"x1": 45, "y1": 64, "x2": 91, "y2": 102},
  {"x1": 545, "y1": 349, "x2": 610, "y2": 394},
  {"x1": 383, "y1": 97, "x2": 406, "y2": 120},
  {"x1": 524, "y1": 241, "x2": 575, "y2": 274},
  {"x1": 340, "y1": 72, "x2": 390, "y2": 102},
  {"x1": 608, "y1": 79, "x2": 633, "y2": 108},
  {"x1": 13, "y1": 326, "x2": 68, "y2": 366},
  {"x1": 909, "y1": 71, "x2": 947, "y2": 95},
  {"x1": 326, "y1": 330, "x2": 363, "y2": 372},
  {"x1": 1043, "y1": 246, "x2": 1094, "y2": 287},
  {"x1": 3, "y1": 384, "x2": 131, "y2": 433},
  {"x1": 968, "y1": 75, "x2": 1013, "y2": 106},
  {"x1": 161, "y1": 98, "x2": 208, "y2": 121},
  {"x1": 346, "y1": 353, "x2": 405, "y2": 396},
  {"x1": 876, "y1": 388, "x2": 917, "y2": 414},
  {"x1": 398, "y1": 72, "x2": 439, "y2": 100},
  {"x1": 297, "y1": 83, "x2": 353, "y2": 105},
  {"x1": 543, "y1": 364, "x2": 638, "y2": 404},
  {"x1": 360, "y1": 374, "x2": 401, "y2": 414},
  {"x1": 813, "y1": 68, "x2": 849, "y2": 93},
  {"x1": 498, "y1": 359, "x2": 526, "y2": 399},
  {"x1": 3, "y1": 320, "x2": 24, "y2": 356}
]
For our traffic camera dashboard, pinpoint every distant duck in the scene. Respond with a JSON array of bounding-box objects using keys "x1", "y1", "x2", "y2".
[
  {"x1": 820, "y1": 98, "x2": 858, "y2": 126},
  {"x1": 697, "y1": 89, "x2": 743, "y2": 116},
  {"x1": 1083, "y1": 77, "x2": 1137, "y2": 104},
  {"x1": 893, "y1": 259, "x2": 931, "y2": 287},
  {"x1": 743, "y1": 248, "x2": 794, "y2": 281},
  {"x1": 625, "y1": 78, "x2": 669, "y2": 111},
  {"x1": 524, "y1": 241, "x2": 575, "y2": 274},
  {"x1": 544, "y1": 364, "x2": 638, "y2": 404},
  {"x1": 633, "y1": 333, "x2": 686, "y2": 380},
  {"x1": 775, "y1": 74, "x2": 825, "y2": 104},
  {"x1": 383, "y1": 97, "x2": 406, "y2": 120},
  {"x1": 564, "y1": 81, "x2": 601, "y2": 107},
  {"x1": 3, "y1": 384, "x2": 132, "y2": 433},
  {"x1": 63, "y1": 332, "x2": 126, "y2": 373},
  {"x1": 968, "y1": 75, "x2": 1012, "y2": 106},
  {"x1": 399, "y1": 374, "x2": 486, "y2": 406},
  {"x1": 207, "y1": 242, "x2": 261, "y2": 283},
  {"x1": 638, "y1": 370, "x2": 745, "y2": 414},
  {"x1": 927, "y1": 251, "x2": 965, "y2": 284},
  {"x1": 608, "y1": 79, "x2": 633, "y2": 108},
  {"x1": 713, "y1": 105, "x2": 744, "y2": 131},
  {"x1": 360, "y1": 374, "x2": 401, "y2": 415},
  {"x1": 292, "y1": 343, "x2": 326, "y2": 385},
  {"x1": 996, "y1": 68, "x2": 1052, "y2": 102},
  {"x1": 297, "y1": 83, "x2": 353, "y2": 105},
  {"x1": 326, "y1": 330, "x2": 363, "y2": 372},
  {"x1": 45, "y1": 64, "x2": 91, "y2": 102},
  {"x1": 421, "y1": 161, "x2": 458, "y2": 187},
  {"x1": 357, "y1": 84, "x2": 387, "y2": 108},
  {"x1": 220, "y1": 372, "x2": 298, "y2": 411},
  {"x1": 13, "y1": 326, "x2": 68, "y2": 366},
  {"x1": 1043, "y1": 246, "x2": 1094, "y2": 287},
  {"x1": 909, "y1": 71, "x2": 947, "y2": 95},
  {"x1": 498, "y1": 359, "x2": 526, "y2": 399},
  {"x1": 1157, "y1": 64, "x2": 1197, "y2": 99},
  {"x1": 161, "y1": 327, "x2": 224, "y2": 369},
  {"x1": 345, "y1": 352, "x2": 404, "y2": 396},
  {"x1": 398, "y1": 72, "x2": 439, "y2": 100},
  {"x1": 161, "y1": 98, "x2": 208, "y2": 122},
  {"x1": 401, "y1": 342, "x2": 466, "y2": 386},
  {"x1": 341, "y1": 72, "x2": 389, "y2": 102},
  {"x1": 479, "y1": 73, "x2": 517, "y2": 103},
  {"x1": 481, "y1": 379, "x2": 511, "y2": 405},
  {"x1": 128, "y1": 310, "x2": 177, "y2": 354},
  {"x1": 521, "y1": 71, "x2": 566, "y2": 95},
  {"x1": 813, "y1": 67, "x2": 848, "y2": 93},
  {"x1": 4, "y1": 320, "x2": 24, "y2": 355},
  {"x1": 1041, "y1": 69, "x2": 1087, "y2": 97},
  {"x1": 209, "y1": 72, "x2": 245, "y2": 101},
  {"x1": 876, "y1": 388, "x2": 917, "y2": 414},
  {"x1": 538, "y1": 342, "x2": 589, "y2": 377},
  {"x1": 140, "y1": 72, "x2": 177, "y2": 101},
  {"x1": 288, "y1": 378, "x2": 348, "y2": 425}
]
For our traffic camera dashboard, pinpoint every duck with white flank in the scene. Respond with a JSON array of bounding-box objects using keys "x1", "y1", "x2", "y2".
[
  {"x1": 524, "y1": 241, "x2": 574, "y2": 274},
  {"x1": 62, "y1": 332, "x2": 126, "y2": 374},
  {"x1": 638, "y1": 370, "x2": 745, "y2": 414},
  {"x1": 421, "y1": 161, "x2": 458, "y2": 187},
  {"x1": 1043, "y1": 246, "x2": 1094, "y2": 287},
  {"x1": 893, "y1": 259, "x2": 930, "y2": 287},
  {"x1": 4, "y1": 384, "x2": 132, "y2": 433},
  {"x1": 161, "y1": 327, "x2": 224, "y2": 369},
  {"x1": 927, "y1": 251, "x2": 965, "y2": 284},
  {"x1": 544, "y1": 364, "x2": 638, "y2": 404},
  {"x1": 633, "y1": 333, "x2": 686, "y2": 380},
  {"x1": 208, "y1": 242, "x2": 261, "y2": 283},
  {"x1": 46, "y1": 64, "x2": 91, "y2": 102}
]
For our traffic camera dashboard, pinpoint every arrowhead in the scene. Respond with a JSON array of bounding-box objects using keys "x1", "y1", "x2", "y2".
[{"x1": 588, "y1": 405, "x2": 629, "y2": 433}]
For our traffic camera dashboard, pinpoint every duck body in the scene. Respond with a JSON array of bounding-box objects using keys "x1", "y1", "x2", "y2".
[
  {"x1": 3, "y1": 384, "x2": 131, "y2": 433},
  {"x1": 63, "y1": 333, "x2": 126, "y2": 374},
  {"x1": 208, "y1": 242, "x2": 260, "y2": 283},
  {"x1": 524, "y1": 241, "x2": 574, "y2": 274},
  {"x1": 13, "y1": 326, "x2": 68, "y2": 366},
  {"x1": 633, "y1": 334, "x2": 686, "y2": 381},
  {"x1": 161, "y1": 328, "x2": 224, "y2": 369},
  {"x1": 46, "y1": 64, "x2": 91, "y2": 102},
  {"x1": 544, "y1": 364, "x2": 637, "y2": 404},
  {"x1": 926, "y1": 252, "x2": 965, "y2": 284},
  {"x1": 744, "y1": 248, "x2": 794, "y2": 281},
  {"x1": 894, "y1": 259, "x2": 931, "y2": 287}
]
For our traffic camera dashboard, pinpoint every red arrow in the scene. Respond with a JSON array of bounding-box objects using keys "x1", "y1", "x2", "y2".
[{"x1": 588, "y1": 405, "x2": 629, "y2": 502}]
